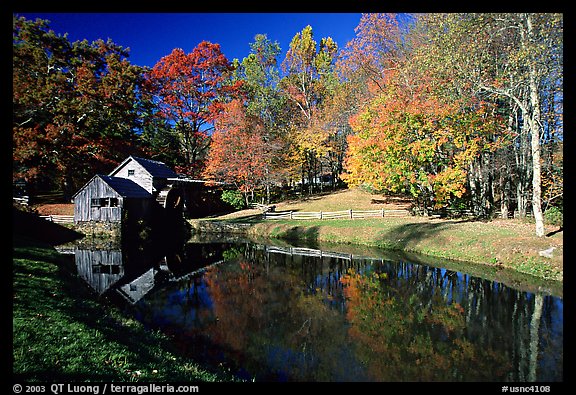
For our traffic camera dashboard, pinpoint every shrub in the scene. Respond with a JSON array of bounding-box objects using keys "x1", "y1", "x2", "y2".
[
  {"x1": 544, "y1": 206, "x2": 563, "y2": 227},
  {"x1": 221, "y1": 190, "x2": 245, "y2": 210}
]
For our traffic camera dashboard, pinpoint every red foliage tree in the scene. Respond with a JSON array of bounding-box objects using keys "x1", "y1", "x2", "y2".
[{"x1": 145, "y1": 42, "x2": 243, "y2": 176}]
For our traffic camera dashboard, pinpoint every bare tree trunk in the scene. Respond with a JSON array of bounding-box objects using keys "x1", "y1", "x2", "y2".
[
  {"x1": 527, "y1": 15, "x2": 545, "y2": 237},
  {"x1": 482, "y1": 151, "x2": 493, "y2": 216},
  {"x1": 500, "y1": 172, "x2": 510, "y2": 219},
  {"x1": 515, "y1": 105, "x2": 531, "y2": 219}
]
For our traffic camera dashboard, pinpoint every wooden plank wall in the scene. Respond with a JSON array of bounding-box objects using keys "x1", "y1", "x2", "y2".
[
  {"x1": 74, "y1": 177, "x2": 123, "y2": 222},
  {"x1": 112, "y1": 159, "x2": 154, "y2": 193}
]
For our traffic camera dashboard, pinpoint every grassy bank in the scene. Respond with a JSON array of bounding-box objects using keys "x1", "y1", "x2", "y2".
[
  {"x1": 13, "y1": 233, "x2": 239, "y2": 382},
  {"x1": 193, "y1": 189, "x2": 563, "y2": 283},
  {"x1": 244, "y1": 217, "x2": 563, "y2": 282}
]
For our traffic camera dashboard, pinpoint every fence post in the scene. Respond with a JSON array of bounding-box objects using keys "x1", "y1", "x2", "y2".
[
  {"x1": 349, "y1": 209, "x2": 353, "y2": 219},
  {"x1": 290, "y1": 211, "x2": 293, "y2": 220},
  {"x1": 381, "y1": 208, "x2": 384, "y2": 218},
  {"x1": 320, "y1": 211, "x2": 323, "y2": 220}
]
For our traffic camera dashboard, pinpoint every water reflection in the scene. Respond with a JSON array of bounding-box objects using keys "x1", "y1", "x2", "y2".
[
  {"x1": 63, "y1": 239, "x2": 563, "y2": 382},
  {"x1": 62, "y1": 240, "x2": 232, "y2": 303}
]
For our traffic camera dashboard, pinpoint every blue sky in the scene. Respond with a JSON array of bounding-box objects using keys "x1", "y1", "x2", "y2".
[{"x1": 16, "y1": 13, "x2": 364, "y2": 68}]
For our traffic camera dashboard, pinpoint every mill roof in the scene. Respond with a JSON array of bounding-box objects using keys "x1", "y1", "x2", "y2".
[
  {"x1": 99, "y1": 175, "x2": 153, "y2": 198},
  {"x1": 109, "y1": 156, "x2": 178, "y2": 179},
  {"x1": 72, "y1": 174, "x2": 152, "y2": 199}
]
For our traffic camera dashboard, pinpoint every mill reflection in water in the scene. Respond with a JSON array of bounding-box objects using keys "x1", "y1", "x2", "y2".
[{"x1": 61, "y1": 238, "x2": 563, "y2": 382}]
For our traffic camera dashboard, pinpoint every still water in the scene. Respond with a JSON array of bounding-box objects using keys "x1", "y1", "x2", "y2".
[{"x1": 61, "y1": 237, "x2": 563, "y2": 382}]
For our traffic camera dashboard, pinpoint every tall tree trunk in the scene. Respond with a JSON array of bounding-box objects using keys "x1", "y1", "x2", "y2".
[
  {"x1": 527, "y1": 15, "x2": 545, "y2": 237},
  {"x1": 482, "y1": 151, "x2": 494, "y2": 216},
  {"x1": 468, "y1": 162, "x2": 478, "y2": 215},
  {"x1": 500, "y1": 171, "x2": 510, "y2": 219}
]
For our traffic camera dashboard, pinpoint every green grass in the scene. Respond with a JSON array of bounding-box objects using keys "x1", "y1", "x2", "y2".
[{"x1": 13, "y1": 235, "x2": 241, "y2": 382}]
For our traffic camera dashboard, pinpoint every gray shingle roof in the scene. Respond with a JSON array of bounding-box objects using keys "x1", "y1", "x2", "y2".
[
  {"x1": 98, "y1": 175, "x2": 152, "y2": 198},
  {"x1": 130, "y1": 156, "x2": 178, "y2": 178}
]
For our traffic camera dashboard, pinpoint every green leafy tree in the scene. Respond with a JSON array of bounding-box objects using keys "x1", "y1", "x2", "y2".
[{"x1": 236, "y1": 34, "x2": 291, "y2": 201}]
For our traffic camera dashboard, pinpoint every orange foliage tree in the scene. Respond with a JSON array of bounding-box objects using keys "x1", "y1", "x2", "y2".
[
  {"x1": 144, "y1": 42, "x2": 242, "y2": 176},
  {"x1": 342, "y1": 67, "x2": 507, "y2": 212},
  {"x1": 202, "y1": 100, "x2": 277, "y2": 206}
]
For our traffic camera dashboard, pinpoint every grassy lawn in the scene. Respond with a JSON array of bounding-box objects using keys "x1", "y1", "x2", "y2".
[
  {"x1": 194, "y1": 188, "x2": 563, "y2": 283},
  {"x1": 13, "y1": 222, "x2": 239, "y2": 381}
]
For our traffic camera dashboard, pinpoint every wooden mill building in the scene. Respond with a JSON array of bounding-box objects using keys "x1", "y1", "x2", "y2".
[{"x1": 73, "y1": 156, "x2": 185, "y2": 226}]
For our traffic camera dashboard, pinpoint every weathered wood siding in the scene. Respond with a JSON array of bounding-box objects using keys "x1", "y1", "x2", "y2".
[
  {"x1": 74, "y1": 248, "x2": 124, "y2": 295},
  {"x1": 111, "y1": 159, "x2": 155, "y2": 193},
  {"x1": 74, "y1": 177, "x2": 123, "y2": 223}
]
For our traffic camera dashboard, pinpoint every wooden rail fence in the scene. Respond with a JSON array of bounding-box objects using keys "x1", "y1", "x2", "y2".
[
  {"x1": 263, "y1": 208, "x2": 409, "y2": 220},
  {"x1": 40, "y1": 215, "x2": 74, "y2": 224},
  {"x1": 13, "y1": 196, "x2": 29, "y2": 206}
]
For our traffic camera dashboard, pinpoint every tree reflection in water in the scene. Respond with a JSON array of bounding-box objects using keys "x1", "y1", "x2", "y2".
[
  {"x1": 341, "y1": 268, "x2": 509, "y2": 381},
  {"x1": 127, "y1": 243, "x2": 562, "y2": 382}
]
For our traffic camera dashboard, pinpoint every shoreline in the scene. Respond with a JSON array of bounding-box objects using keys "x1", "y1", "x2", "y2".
[{"x1": 188, "y1": 216, "x2": 563, "y2": 286}]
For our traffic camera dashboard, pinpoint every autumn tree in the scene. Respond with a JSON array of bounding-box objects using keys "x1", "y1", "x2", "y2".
[
  {"x1": 343, "y1": 72, "x2": 507, "y2": 213},
  {"x1": 337, "y1": 13, "x2": 412, "y2": 99},
  {"x1": 340, "y1": 12, "x2": 562, "y2": 232},
  {"x1": 341, "y1": 14, "x2": 504, "y2": 211},
  {"x1": 280, "y1": 25, "x2": 341, "y2": 193},
  {"x1": 415, "y1": 13, "x2": 563, "y2": 235},
  {"x1": 202, "y1": 100, "x2": 275, "y2": 207},
  {"x1": 235, "y1": 34, "x2": 291, "y2": 201},
  {"x1": 144, "y1": 42, "x2": 242, "y2": 176},
  {"x1": 13, "y1": 16, "x2": 145, "y2": 198}
]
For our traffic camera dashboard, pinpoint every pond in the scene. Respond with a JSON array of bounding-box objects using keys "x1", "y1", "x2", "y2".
[{"x1": 59, "y1": 236, "x2": 563, "y2": 382}]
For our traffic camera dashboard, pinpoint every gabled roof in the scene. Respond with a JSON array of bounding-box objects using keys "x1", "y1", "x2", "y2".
[
  {"x1": 109, "y1": 155, "x2": 177, "y2": 179},
  {"x1": 98, "y1": 175, "x2": 152, "y2": 198},
  {"x1": 73, "y1": 174, "x2": 152, "y2": 199}
]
